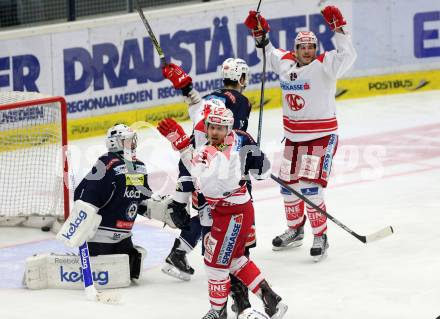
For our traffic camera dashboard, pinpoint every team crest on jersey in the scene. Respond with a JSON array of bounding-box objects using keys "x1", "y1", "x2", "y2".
[
  {"x1": 125, "y1": 202, "x2": 138, "y2": 221},
  {"x1": 285, "y1": 94, "x2": 305, "y2": 111}
]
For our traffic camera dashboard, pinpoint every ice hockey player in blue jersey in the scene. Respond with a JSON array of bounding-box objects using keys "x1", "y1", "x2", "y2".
[{"x1": 56, "y1": 124, "x2": 189, "y2": 282}]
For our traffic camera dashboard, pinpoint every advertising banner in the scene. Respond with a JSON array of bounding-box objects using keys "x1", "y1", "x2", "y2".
[{"x1": 1, "y1": 0, "x2": 439, "y2": 139}]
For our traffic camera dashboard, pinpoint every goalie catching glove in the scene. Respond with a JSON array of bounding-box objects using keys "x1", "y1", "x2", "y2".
[
  {"x1": 141, "y1": 195, "x2": 190, "y2": 229},
  {"x1": 56, "y1": 200, "x2": 102, "y2": 248}
]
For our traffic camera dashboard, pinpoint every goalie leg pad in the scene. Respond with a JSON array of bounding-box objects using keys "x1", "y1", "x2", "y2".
[
  {"x1": 56, "y1": 200, "x2": 102, "y2": 248},
  {"x1": 24, "y1": 253, "x2": 130, "y2": 290}
]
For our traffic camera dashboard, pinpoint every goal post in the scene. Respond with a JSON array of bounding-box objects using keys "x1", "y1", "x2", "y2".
[{"x1": 0, "y1": 91, "x2": 69, "y2": 229}]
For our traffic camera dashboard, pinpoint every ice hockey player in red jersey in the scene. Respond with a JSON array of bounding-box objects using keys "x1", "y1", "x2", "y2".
[
  {"x1": 157, "y1": 107, "x2": 288, "y2": 319},
  {"x1": 245, "y1": 6, "x2": 357, "y2": 261}
]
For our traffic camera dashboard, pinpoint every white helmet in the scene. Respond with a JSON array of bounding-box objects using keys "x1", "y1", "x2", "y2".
[
  {"x1": 294, "y1": 31, "x2": 318, "y2": 48},
  {"x1": 202, "y1": 98, "x2": 227, "y2": 119},
  {"x1": 205, "y1": 105, "x2": 234, "y2": 133},
  {"x1": 106, "y1": 124, "x2": 137, "y2": 153},
  {"x1": 221, "y1": 58, "x2": 249, "y2": 87}
]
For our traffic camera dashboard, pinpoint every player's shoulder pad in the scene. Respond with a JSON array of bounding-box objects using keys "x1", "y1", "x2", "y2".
[{"x1": 316, "y1": 52, "x2": 326, "y2": 63}]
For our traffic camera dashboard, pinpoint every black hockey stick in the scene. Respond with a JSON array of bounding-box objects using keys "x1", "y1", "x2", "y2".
[
  {"x1": 270, "y1": 174, "x2": 394, "y2": 243},
  {"x1": 134, "y1": 0, "x2": 167, "y2": 66},
  {"x1": 256, "y1": 0, "x2": 266, "y2": 146}
]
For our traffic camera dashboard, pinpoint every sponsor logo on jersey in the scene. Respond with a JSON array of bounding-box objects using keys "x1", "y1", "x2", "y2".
[
  {"x1": 59, "y1": 266, "x2": 109, "y2": 285},
  {"x1": 116, "y1": 220, "x2": 134, "y2": 229},
  {"x1": 135, "y1": 164, "x2": 147, "y2": 174},
  {"x1": 125, "y1": 174, "x2": 144, "y2": 186},
  {"x1": 301, "y1": 187, "x2": 319, "y2": 196},
  {"x1": 125, "y1": 202, "x2": 138, "y2": 221},
  {"x1": 217, "y1": 215, "x2": 243, "y2": 265},
  {"x1": 205, "y1": 94, "x2": 226, "y2": 104},
  {"x1": 321, "y1": 134, "x2": 337, "y2": 180},
  {"x1": 203, "y1": 233, "x2": 217, "y2": 263},
  {"x1": 60, "y1": 210, "x2": 87, "y2": 240},
  {"x1": 124, "y1": 188, "x2": 141, "y2": 199},
  {"x1": 113, "y1": 164, "x2": 128, "y2": 175},
  {"x1": 285, "y1": 94, "x2": 305, "y2": 111},
  {"x1": 280, "y1": 80, "x2": 311, "y2": 91}
]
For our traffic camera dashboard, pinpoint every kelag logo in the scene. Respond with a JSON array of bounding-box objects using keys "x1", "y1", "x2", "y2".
[{"x1": 60, "y1": 266, "x2": 109, "y2": 285}]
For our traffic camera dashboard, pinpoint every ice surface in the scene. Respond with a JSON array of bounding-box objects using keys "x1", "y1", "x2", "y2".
[{"x1": 1, "y1": 90, "x2": 439, "y2": 319}]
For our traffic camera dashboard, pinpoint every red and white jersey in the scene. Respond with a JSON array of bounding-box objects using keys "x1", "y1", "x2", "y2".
[
  {"x1": 260, "y1": 32, "x2": 357, "y2": 142},
  {"x1": 187, "y1": 131, "x2": 250, "y2": 207}
]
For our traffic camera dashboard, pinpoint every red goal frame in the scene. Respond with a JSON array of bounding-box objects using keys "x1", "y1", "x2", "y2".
[{"x1": 0, "y1": 96, "x2": 70, "y2": 220}]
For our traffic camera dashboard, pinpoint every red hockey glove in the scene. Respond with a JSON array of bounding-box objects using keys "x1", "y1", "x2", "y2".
[
  {"x1": 321, "y1": 6, "x2": 347, "y2": 31},
  {"x1": 162, "y1": 63, "x2": 192, "y2": 89},
  {"x1": 157, "y1": 118, "x2": 190, "y2": 151},
  {"x1": 244, "y1": 10, "x2": 270, "y2": 38}
]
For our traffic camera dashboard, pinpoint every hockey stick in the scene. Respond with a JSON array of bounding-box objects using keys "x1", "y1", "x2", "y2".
[
  {"x1": 255, "y1": 0, "x2": 266, "y2": 146},
  {"x1": 79, "y1": 242, "x2": 121, "y2": 304},
  {"x1": 270, "y1": 174, "x2": 394, "y2": 243},
  {"x1": 134, "y1": 0, "x2": 166, "y2": 66}
]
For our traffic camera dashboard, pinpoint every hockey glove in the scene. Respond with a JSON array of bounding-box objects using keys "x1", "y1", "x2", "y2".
[
  {"x1": 157, "y1": 118, "x2": 191, "y2": 151},
  {"x1": 162, "y1": 63, "x2": 193, "y2": 90},
  {"x1": 244, "y1": 10, "x2": 270, "y2": 48},
  {"x1": 167, "y1": 200, "x2": 190, "y2": 229},
  {"x1": 321, "y1": 6, "x2": 347, "y2": 31}
]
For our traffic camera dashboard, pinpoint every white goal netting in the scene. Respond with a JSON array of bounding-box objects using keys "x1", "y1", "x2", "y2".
[{"x1": 0, "y1": 92, "x2": 69, "y2": 228}]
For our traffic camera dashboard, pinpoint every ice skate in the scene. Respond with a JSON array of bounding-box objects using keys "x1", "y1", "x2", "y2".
[
  {"x1": 259, "y1": 280, "x2": 288, "y2": 319},
  {"x1": 272, "y1": 225, "x2": 304, "y2": 251},
  {"x1": 230, "y1": 278, "x2": 251, "y2": 316},
  {"x1": 310, "y1": 233, "x2": 329, "y2": 262},
  {"x1": 161, "y1": 239, "x2": 194, "y2": 281},
  {"x1": 201, "y1": 305, "x2": 227, "y2": 319}
]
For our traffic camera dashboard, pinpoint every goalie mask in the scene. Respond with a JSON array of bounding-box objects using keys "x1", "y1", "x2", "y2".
[
  {"x1": 221, "y1": 58, "x2": 249, "y2": 87},
  {"x1": 106, "y1": 124, "x2": 138, "y2": 154}
]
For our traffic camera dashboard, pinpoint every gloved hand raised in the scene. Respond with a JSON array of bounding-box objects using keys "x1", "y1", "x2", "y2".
[
  {"x1": 244, "y1": 10, "x2": 270, "y2": 39},
  {"x1": 162, "y1": 63, "x2": 192, "y2": 89},
  {"x1": 157, "y1": 118, "x2": 191, "y2": 151},
  {"x1": 321, "y1": 6, "x2": 347, "y2": 31}
]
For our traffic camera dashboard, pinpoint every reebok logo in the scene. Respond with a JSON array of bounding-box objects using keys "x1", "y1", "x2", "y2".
[
  {"x1": 61, "y1": 211, "x2": 87, "y2": 240},
  {"x1": 59, "y1": 266, "x2": 109, "y2": 285}
]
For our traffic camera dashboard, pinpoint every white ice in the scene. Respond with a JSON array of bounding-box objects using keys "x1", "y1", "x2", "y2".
[{"x1": 1, "y1": 90, "x2": 439, "y2": 319}]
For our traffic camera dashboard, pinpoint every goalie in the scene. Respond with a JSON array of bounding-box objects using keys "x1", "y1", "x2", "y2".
[{"x1": 24, "y1": 124, "x2": 190, "y2": 290}]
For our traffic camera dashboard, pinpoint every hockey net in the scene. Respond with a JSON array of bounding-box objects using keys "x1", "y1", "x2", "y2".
[{"x1": 0, "y1": 92, "x2": 69, "y2": 229}]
